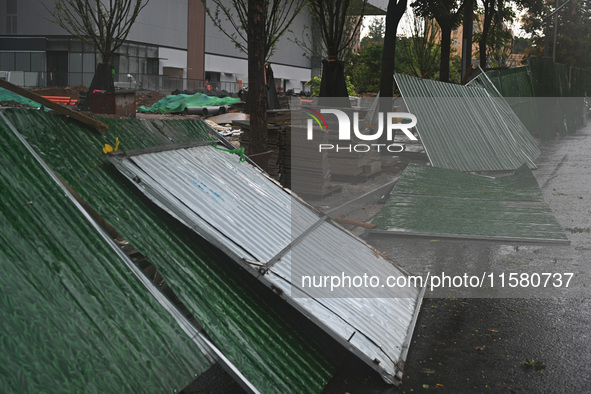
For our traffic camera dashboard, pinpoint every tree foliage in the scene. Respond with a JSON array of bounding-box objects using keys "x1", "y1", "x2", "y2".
[
  {"x1": 202, "y1": 0, "x2": 306, "y2": 61},
  {"x1": 361, "y1": 17, "x2": 385, "y2": 46},
  {"x1": 399, "y1": 12, "x2": 441, "y2": 78},
  {"x1": 305, "y1": 75, "x2": 356, "y2": 96},
  {"x1": 520, "y1": 0, "x2": 591, "y2": 68},
  {"x1": 351, "y1": 40, "x2": 384, "y2": 93},
  {"x1": 349, "y1": 18, "x2": 384, "y2": 93},
  {"x1": 47, "y1": 0, "x2": 149, "y2": 65},
  {"x1": 350, "y1": 13, "x2": 466, "y2": 93},
  {"x1": 412, "y1": 0, "x2": 466, "y2": 82},
  {"x1": 473, "y1": 0, "x2": 515, "y2": 67}
]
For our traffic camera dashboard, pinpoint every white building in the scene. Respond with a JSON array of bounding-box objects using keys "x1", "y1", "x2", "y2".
[{"x1": 0, "y1": 0, "x2": 316, "y2": 92}]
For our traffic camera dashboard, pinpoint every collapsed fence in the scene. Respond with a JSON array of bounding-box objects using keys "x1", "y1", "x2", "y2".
[{"x1": 470, "y1": 58, "x2": 591, "y2": 140}]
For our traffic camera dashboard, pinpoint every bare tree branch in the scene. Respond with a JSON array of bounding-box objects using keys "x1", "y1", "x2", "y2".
[
  {"x1": 201, "y1": 0, "x2": 306, "y2": 60},
  {"x1": 46, "y1": 0, "x2": 149, "y2": 64},
  {"x1": 308, "y1": 0, "x2": 367, "y2": 61}
]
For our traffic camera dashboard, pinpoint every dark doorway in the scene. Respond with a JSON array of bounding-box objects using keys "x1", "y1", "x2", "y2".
[{"x1": 46, "y1": 51, "x2": 68, "y2": 87}]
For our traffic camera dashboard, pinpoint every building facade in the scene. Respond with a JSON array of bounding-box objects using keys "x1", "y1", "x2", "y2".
[{"x1": 0, "y1": 0, "x2": 315, "y2": 92}]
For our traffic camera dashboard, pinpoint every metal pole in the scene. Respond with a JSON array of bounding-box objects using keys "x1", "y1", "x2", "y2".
[
  {"x1": 553, "y1": 0, "x2": 560, "y2": 62},
  {"x1": 542, "y1": 0, "x2": 573, "y2": 58}
]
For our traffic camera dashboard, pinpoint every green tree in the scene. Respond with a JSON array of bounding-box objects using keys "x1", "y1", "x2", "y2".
[
  {"x1": 513, "y1": 36, "x2": 535, "y2": 54},
  {"x1": 305, "y1": 75, "x2": 356, "y2": 96},
  {"x1": 47, "y1": 0, "x2": 149, "y2": 93},
  {"x1": 361, "y1": 17, "x2": 385, "y2": 46},
  {"x1": 308, "y1": 0, "x2": 367, "y2": 101},
  {"x1": 412, "y1": 0, "x2": 466, "y2": 82},
  {"x1": 399, "y1": 12, "x2": 442, "y2": 78},
  {"x1": 351, "y1": 41, "x2": 384, "y2": 93},
  {"x1": 521, "y1": 0, "x2": 591, "y2": 68},
  {"x1": 473, "y1": 0, "x2": 515, "y2": 67}
]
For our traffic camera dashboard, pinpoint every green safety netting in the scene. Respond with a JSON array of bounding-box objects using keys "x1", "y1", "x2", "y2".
[
  {"x1": 0, "y1": 114, "x2": 212, "y2": 392},
  {"x1": 138, "y1": 92, "x2": 240, "y2": 113},
  {"x1": 1, "y1": 108, "x2": 340, "y2": 393},
  {"x1": 0, "y1": 87, "x2": 41, "y2": 108}
]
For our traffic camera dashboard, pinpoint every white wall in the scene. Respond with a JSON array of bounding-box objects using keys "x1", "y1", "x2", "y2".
[
  {"x1": 159, "y1": 47, "x2": 187, "y2": 77},
  {"x1": 10, "y1": 0, "x2": 189, "y2": 50},
  {"x1": 205, "y1": 54, "x2": 247, "y2": 77},
  {"x1": 127, "y1": 0, "x2": 188, "y2": 50},
  {"x1": 204, "y1": 0, "x2": 312, "y2": 70}
]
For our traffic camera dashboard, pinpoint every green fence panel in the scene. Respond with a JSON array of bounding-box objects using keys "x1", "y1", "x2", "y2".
[
  {"x1": 1, "y1": 109, "x2": 339, "y2": 394},
  {"x1": 0, "y1": 117, "x2": 213, "y2": 393}
]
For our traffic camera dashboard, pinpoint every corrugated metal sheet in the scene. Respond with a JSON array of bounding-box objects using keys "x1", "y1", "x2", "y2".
[
  {"x1": 393, "y1": 163, "x2": 544, "y2": 200},
  {"x1": 0, "y1": 113, "x2": 214, "y2": 392},
  {"x1": 394, "y1": 73, "x2": 540, "y2": 172},
  {"x1": 2, "y1": 108, "x2": 340, "y2": 394},
  {"x1": 468, "y1": 67, "x2": 540, "y2": 138},
  {"x1": 370, "y1": 164, "x2": 569, "y2": 244},
  {"x1": 108, "y1": 144, "x2": 424, "y2": 384}
]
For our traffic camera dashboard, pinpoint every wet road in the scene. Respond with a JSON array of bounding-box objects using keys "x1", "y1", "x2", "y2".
[{"x1": 325, "y1": 125, "x2": 591, "y2": 392}]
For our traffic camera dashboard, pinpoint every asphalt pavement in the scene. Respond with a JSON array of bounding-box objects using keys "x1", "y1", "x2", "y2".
[{"x1": 325, "y1": 122, "x2": 591, "y2": 392}]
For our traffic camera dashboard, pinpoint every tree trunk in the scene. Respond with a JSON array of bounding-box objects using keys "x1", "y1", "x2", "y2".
[
  {"x1": 379, "y1": 0, "x2": 407, "y2": 98},
  {"x1": 318, "y1": 59, "x2": 349, "y2": 107},
  {"x1": 479, "y1": 26, "x2": 490, "y2": 68},
  {"x1": 440, "y1": 24, "x2": 452, "y2": 82},
  {"x1": 461, "y1": 0, "x2": 473, "y2": 81},
  {"x1": 89, "y1": 63, "x2": 115, "y2": 93},
  {"x1": 81, "y1": 62, "x2": 115, "y2": 110},
  {"x1": 480, "y1": 2, "x2": 495, "y2": 69},
  {"x1": 247, "y1": 0, "x2": 268, "y2": 154}
]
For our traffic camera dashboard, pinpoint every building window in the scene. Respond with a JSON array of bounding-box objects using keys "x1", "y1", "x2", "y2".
[
  {"x1": 113, "y1": 43, "x2": 158, "y2": 76},
  {"x1": 83, "y1": 53, "x2": 95, "y2": 72},
  {"x1": 6, "y1": 16, "x2": 17, "y2": 34},
  {"x1": 0, "y1": 52, "x2": 15, "y2": 70},
  {"x1": 0, "y1": 51, "x2": 45, "y2": 72},
  {"x1": 70, "y1": 53, "x2": 83, "y2": 73},
  {"x1": 31, "y1": 53, "x2": 45, "y2": 72},
  {"x1": 147, "y1": 58, "x2": 158, "y2": 75},
  {"x1": 15, "y1": 53, "x2": 29, "y2": 71},
  {"x1": 452, "y1": 38, "x2": 458, "y2": 47},
  {"x1": 6, "y1": 0, "x2": 17, "y2": 34}
]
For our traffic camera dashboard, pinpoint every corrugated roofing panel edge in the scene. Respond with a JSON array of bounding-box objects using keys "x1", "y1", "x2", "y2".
[
  {"x1": 0, "y1": 111, "x2": 222, "y2": 392},
  {"x1": 107, "y1": 143, "x2": 425, "y2": 385},
  {"x1": 3, "y1": 108, "x2": 339, "y2": 394},
  {"x1": 394, "y1": 73, "x2": 540, "y2": 172}
]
